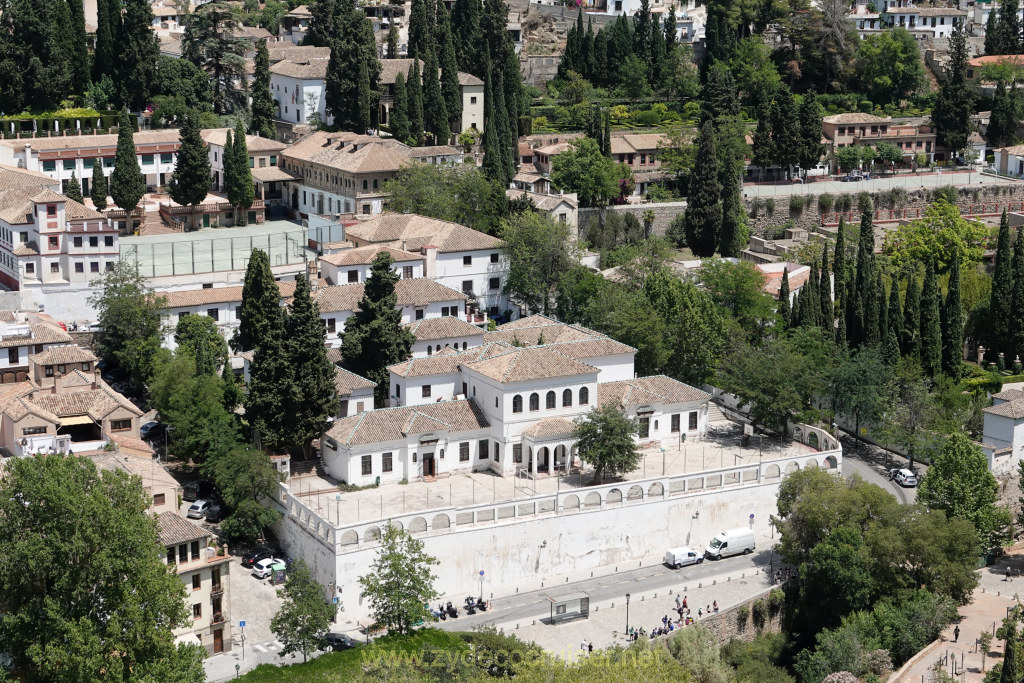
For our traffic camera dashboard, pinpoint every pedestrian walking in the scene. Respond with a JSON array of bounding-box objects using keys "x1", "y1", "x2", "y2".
[
  {"x1": 580, "y1": 639, "x2": 586, "y2": 652},
  {"x1": 675, "y1": 595, "x2": 682, "y2": 609},
  {"x1": 713, "y1": 600, "x2": 718, "y2": 613},
  {"x1": 662, "y1": 614, "x2": 669, "y2": 627},
  {"x1": 1007, "y1": 567, "x2": 1013, "y2": 582},
  {"x1": 954, "y1": 625, "x2": 960, "y2": 642},
  {"x1": 588, "y1": 641, "x2": 593, "y2": 654},
  {"x1": 698, "y1": 607, "x2": 703, "y2": 619},
  {"x1": 682, "y1": 596, "x2": 688, "y2": 609}
]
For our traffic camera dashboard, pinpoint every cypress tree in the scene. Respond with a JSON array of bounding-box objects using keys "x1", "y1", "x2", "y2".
[
  {"x1": 985, "y1": 8, "x2": 999, "y2": 56},
  {"x1": 854, "y1": 212, "x2": 878, "y2": 346},
  {"x1": 93, "y1": 0, "x2": 118, "y2": 84},
  {"x1": 603, "y1": 111, "x2": 612, "y2": 159},
  {"x1": 250, "y1": 40, "x2": 277, "y2": 139},
  {"x1": 665, "y1": 4, "x2": 677, "y2": 52},
  {"x1": 388, "y1": 17, "x2": 400, "y2": 57},
  {"x1": 451, "y1": 0, "x2": 481, "y2": 72},
  {"x1": 934, "y1": 22, "x2": 975, "y2": 157},
  {"x1": 770, "y1": 88, "x2": 801, "y2": 174},
  {"x1": 168, "y1": 110, "x2": 212, "y2": 229},
  {"x1": 341, "y1": 252, "x2": 415, "y2": 405},
  {"x1": 849, "y1": 291, "x2": 865, "y2": 348},
  {"x1": 583, "y1": 17, "x2": 596, "y2": 80},
  {"x1": 802, "y1": 261, "x2": 821, "y2": 328},
  {"x1": 407, "y1": 61, "x2": 425, "y2": 146},
  {"x1": 438, "y1": 5, "x2": 462, "y2": 133},
  {"x1": 233, "y1": 249, "x2": 281, "y2": 353},
  {"x1": 942, "y1": 249, "x2": 964, "y2": 377},
  {"x1": 356, "y1": 58, "x2": 372, "y2": 133},
  {"x1": 683, "y1": 120, "x2": 722, "y2": 257},
  {"x1": 877, "y1": 272, "x2": 887, "y2": 346},
  {"x1": 65, "y1": 174, "x2": 83, "y2": 203},
  {"x1": 991, "y1": 208, "x2": 1014, "y2": 359},
  {"x1": 997, "y1": 0, "x2": 1022, "y2": 55},
  {"x1": 489, "y1": 65, "x2": 512, "y2": 185},
  {"x1": 391, "y1": 72, "x2": 411, "y2": 142},
  {"x1": 226, "y1": 120, "x2": 255, "y2": 225},
  {"x1": 834, "y1": 218, "x2": 847, "y2": 297},
  {"x1": 90, "y1": 159, "x2": 108, "y2": 211},
  {"x1": 902, "y1": 273, "x2": 921, "y2": 360},
  {"x1": 701, "y1": 62, "x2": 740, "y2": 123},
  {"x1": 650, "y1": 13, "x2": 666, "y2": 81},
  {"x1": 920, "y1": 260, "x2": 942, "y2": 376},
  {"x1": 884, "y1": 329, "x2": 901, "y2": 365},
  {"x1": 409, "y1": 0, "x2": 430, "y2": 59},
  {"x1": 719, "y1": 179, "x2": 745, "y2": 257},
  {"x1": 1012, "y1": 229, "x2": 1024, "y2": 364},
  {"x1": 820, "y1": 248, "x2": 833, "y2": 329},
  {"x1": 109, "y1": 109, "x2": 146, "y2": 218},
  {"x1": 797, "y1": 92, "x2": 825, "y2": 178},
  {"x1": 223, "y1": 130, "x2": 235, "y2": 194},
  {"x1": 836, "y1": 305, "x2": 848, "y2": 349},
  {"x1": 792, "y1": 287, "x2": 804, "y2": 329},
  {"x1": 119, "y1": 0, "x2": 159, "y2": 111},
  {"x1": 305, "y1": 0, "x2": 335, "y2": 47},
  {"x1": 778, "y1": 267, "x2": 791, "y2": 328},
  {"x1": 752, "y1": 99, "x2": 775, "y2": 181},
  {"x1": 481, "y1": 49, "x2": 502, "y2": 182},
  {"x1": 988, "y1": 81, "x2": 1018, "y2": 148},
  {"x1": 68, "y1": 0, "x2": 90, "y2": 94},
  {"x1": 245, "y1": 298, "x2": 290, "y2": 452},
  {"x1": 422, "y1": 47, "x2": 450, "y2": 144},
  {"x1": 284, "y1": 274, "x2": 340, "y2": 458},
  {"x1": 887, "y1": 274, "x2": 903, "y2": 342}
]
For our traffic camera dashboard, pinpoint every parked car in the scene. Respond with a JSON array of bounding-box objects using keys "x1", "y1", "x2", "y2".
[
  {"x1": 841, "y1": 174, "x2": 862, "y2": 182},
  {"x1": 183, "y1": 480, "x2": 213, "y2": 502},
  {"x1": 204, "y1": 503, "x2": 224, "y2": 523},
  {"x1": 888, "y1": 468, "x2": 918, "y2": 487},
  {"x1": 252, "y1": 557, "x2": 285, "y2": 579},
  {"x1": 242, "y1": 545, "x2": 279, "y2": 568},
  {"x1": 140, "y1": 421, "x2": 165, "y2": 441},
  {"x1": 322, "y1": 633, "x2": 357, "y2": 652},
  {"x1": 187, "y1": 500, "x2": 211, "y2": 519},
  {"x1": 664, "y1": 546, "x2": 703, "y2": 569}
]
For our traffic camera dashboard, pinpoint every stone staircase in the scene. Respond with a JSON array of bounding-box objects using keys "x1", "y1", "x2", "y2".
[
  {"x1": 289, "y1": 458, "x2": 327, "y2": 478},
  {"x1": 707, "y1": 402, "x2": 727, "y2": 423}
]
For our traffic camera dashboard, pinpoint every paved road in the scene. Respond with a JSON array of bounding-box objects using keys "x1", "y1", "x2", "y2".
[
  {"x1": 742, "y1": 169, "x2": 1017, "y2": 198},
  {"x1": 836, "y1": 432, "x2": 922, "y2": 505}
]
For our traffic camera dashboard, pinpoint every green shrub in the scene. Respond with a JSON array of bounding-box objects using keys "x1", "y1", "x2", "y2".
[
  {"x1": 765, "y1": 198, "x2": 775, "y2": 214},
  {"x1": 818, "y1": 193, "x2": 834, "y2": 213},
  {"x1": 636, "y1": 110, "x2": 661, "y2": 126},
  {"x1": 752, "y1": 598, "x2": 768, "y2": 629},
  {"x1": 749, "y1": 197, "x2": 765, "y2": 217},
  {"x1": 789, "y1": 195, "x2": 805, "y2": 215},
  {"x1": 736, "y1": 604, "x2": 751, "y2": 629}
]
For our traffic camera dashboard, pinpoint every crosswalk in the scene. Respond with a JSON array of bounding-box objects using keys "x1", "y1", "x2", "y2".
[{"x1": 251, "y1": 640, "x2": 285, "y2": 654}]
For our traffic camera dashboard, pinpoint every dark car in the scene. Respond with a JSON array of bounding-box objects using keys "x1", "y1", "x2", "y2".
[
  {"x1": 204, "y1": 503, "x2": 224, "y2": 523},
  {"x1": 242, "y1": 546, "x2": 278, "y2": 568},
  {"x1": 140, "y1": 421, "x2": 165, "y2": 441},
  {"x1": 183, "y1": 480, "x2": 213, "y2": 502},
  {"x1": 323, "y1": 633, "x2": 357, "y2": 652}
]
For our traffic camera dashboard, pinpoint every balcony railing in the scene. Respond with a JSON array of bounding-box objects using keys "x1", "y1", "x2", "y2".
[
  {"x1": 211, "y1": 612, "x2": 227, "y2": 625},
  {"x1": 210, "y1": 584, "x2": 224, "y2": 597}
]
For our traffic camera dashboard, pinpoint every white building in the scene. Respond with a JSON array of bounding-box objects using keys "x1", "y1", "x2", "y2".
[
  {"x1": 322, "y1": 315, "x2": 710, "y2": 485},
  {"x1": 270, "y1": 56, "x2": 331, "y2": 127},
  {"x1": 377, "y1": 59, "x2": 485, "y2": 135},
  {"x1": 972, "y1": 0, "x2": 1024, "y2": 36},
  {"x1": 980, "y1": 389, "x2": 1024, "y2": 473},
  {"x1": 405, "y1": 316, "x2": 486, "y2": 358}
]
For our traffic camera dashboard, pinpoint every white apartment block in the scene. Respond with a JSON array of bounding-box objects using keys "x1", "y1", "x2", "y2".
[{"x1": 270, "y1": 55, "x2": 331, "y2": 127}]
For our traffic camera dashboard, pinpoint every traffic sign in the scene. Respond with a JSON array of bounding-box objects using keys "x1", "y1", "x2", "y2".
[{"x1": 240, "y1": 620, "x2": 246, "y2": 628}]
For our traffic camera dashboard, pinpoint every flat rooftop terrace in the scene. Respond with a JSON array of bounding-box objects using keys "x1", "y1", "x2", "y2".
[{"x1": 286, "y1": 421, "x2": 831, "y2": 529}]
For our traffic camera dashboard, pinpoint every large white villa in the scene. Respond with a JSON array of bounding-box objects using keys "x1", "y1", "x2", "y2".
[{"x1": 320, "y1": 315, "x2": 711, "y2": 485}]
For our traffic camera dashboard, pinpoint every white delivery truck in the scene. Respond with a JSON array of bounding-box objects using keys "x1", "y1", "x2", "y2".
[
  {"x1": 704, "y1": 528, "x2": 755, "y2": 560},
  {"x1": 664, "y1": 547, "x2": 703, "y2": 569}
]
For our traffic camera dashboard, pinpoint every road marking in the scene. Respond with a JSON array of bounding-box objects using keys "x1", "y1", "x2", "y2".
[{"x1": 253, "y1": 645, "x2": 267, "y2": 653}]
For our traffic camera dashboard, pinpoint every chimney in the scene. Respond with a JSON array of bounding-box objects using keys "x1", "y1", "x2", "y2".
[
  {"x1": 421, "y1": 245, "x2": 438, "y2": 278},
  {"x1": 93, "y1": 367, "x2": 100, "y2": 389}
]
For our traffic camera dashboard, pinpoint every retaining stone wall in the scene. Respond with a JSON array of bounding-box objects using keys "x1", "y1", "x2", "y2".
[
  {"x1": 696, "y1": 585, "x2": 787, "y2": 644},
  {"x1": 578, "y1": 203, "x2": 686, "y2": 240}
]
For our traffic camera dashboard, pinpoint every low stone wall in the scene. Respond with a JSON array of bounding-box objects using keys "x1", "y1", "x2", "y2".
[
  {"x1": 578, "y1": 202, "x2": 686, "y2": 240},
  {"x1": 697, "y1": 585, "x2": 787, "y2": 644}
]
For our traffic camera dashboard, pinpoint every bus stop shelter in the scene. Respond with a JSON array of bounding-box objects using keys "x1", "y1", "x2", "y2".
[{"x1": 547, "y1": 593, "x2": 590, "y2": 624}]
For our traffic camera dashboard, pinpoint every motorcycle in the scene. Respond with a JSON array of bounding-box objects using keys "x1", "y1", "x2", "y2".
[
  {"x1": 476, "y1": 598, "x2": 487, "y2": 612},
  {"x1": 437, "y1": 604, "x2": 447, "y2": 621},
  {"x1": 446, "y1": 601, "x2": 459, "y2": 619},
  {"x1": 464, "y1": 597, "x2": 476, "y2": 615}
]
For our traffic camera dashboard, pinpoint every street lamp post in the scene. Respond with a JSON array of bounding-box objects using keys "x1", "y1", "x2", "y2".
[{"x1": 625, "y1": 593, "x2": 631, "y2": 639}]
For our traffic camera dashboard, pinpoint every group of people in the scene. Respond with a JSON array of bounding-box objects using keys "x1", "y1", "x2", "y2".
[
  {"x1": 579, "y1": 639, "x2": 594, "y2": 654},
  {"x1": 627, "y1": 596, "x2": 720, "y2": 641}
]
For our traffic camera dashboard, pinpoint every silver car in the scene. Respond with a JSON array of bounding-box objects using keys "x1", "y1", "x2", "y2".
[{"x1": 889, "y1": 468, "x2": 918, "y2": 487}]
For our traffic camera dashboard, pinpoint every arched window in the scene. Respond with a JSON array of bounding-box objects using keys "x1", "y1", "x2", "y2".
[
  {"x1": 529, "y1": 393, "x2": 540, "y2": 411},
  {"x1": 362, "y1": 179, "x2": 368, "y2": 190},
  {"x1": 562, "y1": 388, "x2": 572, "y2": 407},
  {"x1": 546, "y1": 391, "x2": 556, "y2": 409},
  {"x1": 512, "y1": 395, "x2": 523, "y2": 413},
  {"x1": 579, "y1": 387, "x2": 589, "y2": 405},
  {"x1": 426, "y1": 346, "x2": 432, "y2": 356}
]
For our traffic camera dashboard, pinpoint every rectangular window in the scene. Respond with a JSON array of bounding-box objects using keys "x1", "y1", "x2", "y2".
[
  {"x1": 104, "y1": 157, "x2": 114, "y2": 168},
  {"x1": 249, "y1": 157, "x2": 255, "y2": 168},
  {"x1": 559, "y1": 213, "x2": 567, "y2": 223},
  {"x1": 270, "y1": 155, "x2": 277, "y2": 166},
  {"x1": 8, "y1": 348, "x2": 17, "y2": 365},
  {"x1": 48, "y1": 236, "x2": 58, "y2": 248},
  {"x1": 471, "y1": 96, "x2": 477, "y2": 104},
  {"x1": 105, "y1": 236, "x2": 114, "y2": 247},
  {"x1": 90, "y1": 262, "x2": 99, "y2": 273},
  {"x1": 111, "y1": 419, "x2": 132, "y2": 431},
  {"x1": 179, "y1": 544, "x2": 188, "y2": 563},
  {"x1": 490, "y1": 253, "x2": 499, "y2": 263},
  {"x1": 63, "y1": 159, "x2": 75, "y2": 171},
  {"x1": 463, "y1": 255, "x2": 472, "y2": 266},
  {"x1": 326, "y1": 318, "x2": 336, "y2": 333},
  {"x1": 192, "y1": 603, "x2": 202, "y2": 620},
  {"x1": 43, "y1": 160, "x2": 56, "y2": 172},
  {"x1": 25, "y1": 263, "x2": 34, "y2": 274},
  {"x1": 415, "y1": 309, "x2": 424, "y2": 320},
  {"x1": 207, "y1": 308, "x2": 219, "y2": 321},
  {"x1": 459, "y1": 442, "x2": 470, "y2": 462},
  {"x1": 638, "y1": 417, "x2": 650, "y2": 439},
  {"x1": 479, "y1": 439, "x2": 489, "y2": 459},
  {"x1": 192, "y1": 574, "x2": 201, "y2": 591},
  {"x1": 671, "y1": 414, "x2": 680, "y2": 433},
  {"x1": 361, "y1": 454, "x2": 372, "y2": 475},
  {"x1": 75, "y1": 263, "x2": 84, "y2": 273},
  {"x1": 259, "y1": 157, "x2": 267, "y2": 167},
  {"x1": 513, "y1": 444, "x2": 522, "y2": 463},
  {"x1": 422, "y1": 385, "x2": 431, "y2": 398},
  {"x1": 89, "y1": 236, "x2": 98, "y2": 247},
  {"x1": 382, "y1": 452, "x2": 393, "y2": 472},
  {"x1": 22, "y1": 426, "x2": 46, "y2": 435},
  {"x1": 74, "y1": 236, "x2": 83, "y2": 247},
  {"x1": 154, "y1": 493, "x2": 166, "y2": 506},
  {"x1": 348, "y1": 270, "x2": 359, "y2": 283},
  {"x1": 461, "y1": 280, "x2": 473, "y2": 294},
  {"x1": 403, "y1": 266, "x2": 413, "y2": 279},
  {"x1": 339, "y1": 400, "x2": 348, "y2": 417},
  {"x1": 161, "y1": 153, "x2": 173, "y2": 164},
  {"x1": 489, "y1": 277, "x2": 499, "y2": 290},
  {"x1": 141, "y1": 154, "x2": 154, "y2": 165},
  {"x1": 688, "y1": 411, "x2": 698, "y2": 430}
]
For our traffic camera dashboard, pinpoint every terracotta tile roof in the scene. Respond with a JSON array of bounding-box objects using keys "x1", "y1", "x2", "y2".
[
  {"x1": 458, "y1": 72, "x2": 483, "y2": 86},
  {"x1": 107, "y1": 433, "x2": 155, "y2": 456},
  {"x1": 12, "y1": 242, "x2": 39, "y2": 256},
  {"x1": 506, "y1": 189, "x2": 578, "y2": 212},
  {"x1": 0, "y1": 164, "x2": 59, "y2": 192},
  {"x1": 324, "y1": 398, "x2": 489, "y2": 447},
  {"x1": 64, "y1": 199, "x2": 106, "y2": 221},
  {"x1": 201, "y1": 129, "x2": 287, "y2": 153},
  {"x1": 345, "y1": 213, "x2": 503, "y2": 253},
  {"x1": 535, "y1": 141, "x2": 571, "y2": 156},
  {"x1": 985, "y1": 399, "x2": 1024, "y2": 419},
  {"x1": 823, "y1": 112, "x2": 889, "y2": 124},
  {"x1": 597, "y1": 376, "x2": 710, "y2": 408},
  {"x1": 326, "y1": 347, "x2": 343, "y2": 365},
  {"x1": 334, "y1": 366, "x2": 376, "y2": 394},
  {"x1": 313, "y1": 278, "x2": 466, "y2": 313},
  {"x1": 0, "y1": 383, "x2": 60, "y2": 422},
  {"x1": 378, "y1": 58, "x2": 481, "y2": 87},
  {"x1": 285, "y1": 4, "x2": 311, "y2": 16},
  {"x1": 29, "y1": 345, "x2": 97, "y2": 365},
  {"x1": 388, "y1": 343, "x2": 505, "y2": 378},
  {"x1": 994, "y1": 389, "x2": 1024, "y2": 402},
  {"x1": 0, "y1": 322, "x2": 70, "y2": 349},
  {"x1": 251, "y1": 166, "x2": 299, "y2": 182},
  {"x1": 483, "y1": 316, "x2": 633, "y2": 360},
  {"x1": 464, "y1": 347, "x2": 598, "y2": 384},
  {"x1": 282, "y1": 131, "x2": 413, "y2": 173},
  {"x1": 320, "y1": 245, "x2": 421, "y2": 267},
  {"x1": 522, "y1": 417, "x2": 576, "y2": 439},
  {"x1": 266, "y1": 44, "x2": 329, "y2": 63},
  {"x1": 404, "y1": 316, "x2": 484, "y2": 341},
  {"x1": 0, "y1": 128, "x2": 185, "y2": 152},
  {"x1": 269, "y1": 58, "x2": 329, "y2": 80},
  {"x1": 93, "y1": 449, "x2": 169, "y2": 486},
  {"x1": 160, "y1": 281, "x2": 301, "y2": 309},
  {"x1": 406, "y1": 145, "x2": 462, "y2": 158},
  {"x1": 915, "y1": 7, "x2": 965, "y2": 15},
  {"x1": 157, "y1": 511, "x2": 209, "y2": 546},
  {"x1": 33, "y1": 379, "x2": 143, "y2": 421}
]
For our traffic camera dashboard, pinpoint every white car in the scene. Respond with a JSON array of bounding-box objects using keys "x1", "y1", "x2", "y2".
[
  {"x1": 252, "y1": 557, "x2": 284, "y2": 579},
  {"x1": 187, "y1": 500, "x2": 211, "y2": 519},
  {"x1": 889, "y1": 468, "x2": 918, "y2": 487}
]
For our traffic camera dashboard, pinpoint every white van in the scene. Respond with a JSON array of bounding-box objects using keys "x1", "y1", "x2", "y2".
[
  {"x1": 705, "y1": 528, "x2": 755, "y2": 560},
  {"x1": 664, "y1": 547, "x2": 703, "y2": 569}
]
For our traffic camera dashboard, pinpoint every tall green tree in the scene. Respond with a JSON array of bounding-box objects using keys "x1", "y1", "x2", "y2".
[
  {"x1": 68, "y1": 0, "x2": 90, "y2": 94},
  {"x1": 341, "y1": 253, "x2": 415, "y2": 404},
  {"x1": 1011, "y1": 229, "x2": 1024, "y2": 363},
  {"x1": 988, "y1": 81, "x2": 1019, "y2": 148},
  {"x1": 408, "y1": 0, "x2": 430, "y2": 59},
  {"x1": 488, "y1": 64, "x2": 512, "y2": 184},
  {"x1": 778, "y1": 267, "x2": 792, "y2": 327},
  {"x1": 751, "y1": 99, "x2": 775, "y2": 180},
  {"x1": 920, "y1": 260, "x2": 942, "y2": 376},
  {"x1": 391, "y1": 72, "x2": 411, "y2": 142},
  {"x1": 683, "y1": 120, "x2": 722, "y2": 257},
  {"x1": 902, "y1": 274, "x2": 921, "y2": 359},
  {"x1": 798, "y1": 92, "x2": 826, "y2": 176},
  {"x1": 173, "y1": 314, "x2": 228, "y2": 376},
  {"x1": 93, "y1": 0, "x2": 119, "y2": 84},
  {"x1": 422, "y1": 48, "x2": 450, "y2": 143},
  {"x1": 324, "y1": 3, "x2": 380, "y2": 131},
  {"x1": 110, "y1": 109, "x2": 146, "y2": 218},
  {"x1": 942, "y1": 249, "x2": 964, "y2": 377},
  {"x1": 91, "y1": 158, "x2": 108, "y2": 211},
  {"x1": 996, "y1": 0, "x2": 1022, "y2": 55},
  {"x1": 855, "y1": 28, "x2": 925, "y2": 104},
  {"x1": 387, "y1": 17, "x2": 400, "y2": 57},
  {"x1": 233, "y1": 249, "x2": 281, "y2": 352},
  {"x1": 407, "y1": 60, "x2": 425, "y2": 146},
  {"x1": 550, "y1": 137, "x2": 629, "y2": 208},
  {"x1": 358, "y1": 523, "x2": 439, "y2": 635},
  {"x1": 356, "y1": 57, "x2": 372, "y2": 133},
  {"x1": 304, "y1": 0, "x2": 334, "y2": 47},
  {"x1": 887, "y1": 272, "x2": 903, "y2": 341},
  {"x1": 225, "y1": 121, "x2": 255, "y2": 225},
  {"x1": 183, "y1": 1, "x2": 248, "y2": 114},
  {"x1": 168, "y1": 110, "x2": 212, "y2": 229},
  {"x1": 828, "y1": 346, "x2": 887, "y2": 443},
  {"x1": 245, "y1": 298, "x2": 291, "y2": 452},
  {"x1": 820, "y1": 248, "x2": 834, "y2": 329},
  {"x1": 574, "y1": 404, "x2": 642, "y2": 482},
  {"x1": 250, "y1": 40, "x2": 277, "y2": 139},
  {"x1": 918, "y1": 433, "x2": 1013, "y2": 548},
  {"x1": 284, "y1": 275, "x2": 340, "y2": 458},
  {"x1": 87, "y1": 260, "x2": 165, "y2": 391},
  {"x1": 451, "y1": 0, "x2": 481, "y2": 71},
  {"x1": 480, "y1": 49, "x2": 502, "y2": 181},
  {"x1": 770, "y1": 88, "x2": 801, "y2": 174},
  {"x1": 853, "y1": 212, "x2": 878, "y2": 347},
  {"x1": 271, "y1": 560, "x2": 336, "y2": 662},
  {"x1": 499, "y1": 210, "x2": 575, "y2": 315},
  {"x1": 119, "y1": 0, "x2": 159, "y2": 110},
  {"x1": 438, "y1": 4, "x2": 462, "y2": 132},
  {"x1": 991, "y1": 208, "x2": 1014, "y2": 360},
  {"x1": 933, "y1": 21, "x2": 975, "y2": 156},
  {"x1": 205, "y1": 445, "x2": 283, "y2": 542},
  {"x1": 65, "y1": 173, "x2": 83, "y2": 203},
  {"x1": 0, "y1": 455, "x2": 206, "y2": 682}
]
